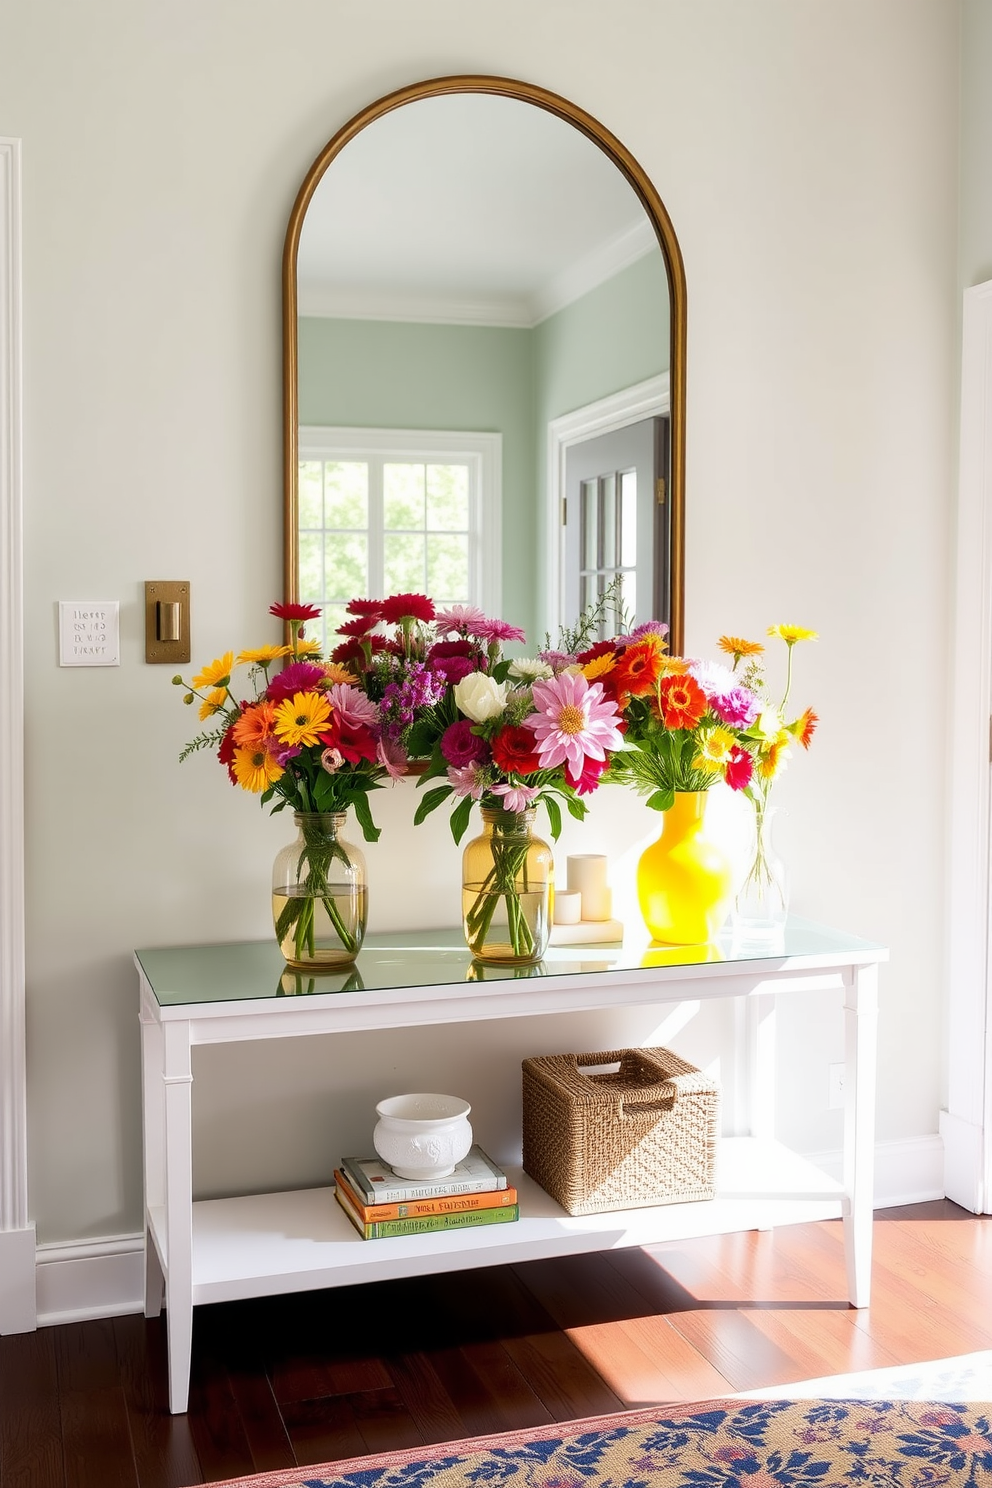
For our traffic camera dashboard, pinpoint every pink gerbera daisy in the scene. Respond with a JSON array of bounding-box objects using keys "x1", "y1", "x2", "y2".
[
  {"x1": 326, "y1": 681, "x2": 379, "y2": 732},
  {"x1": 524, "y1": 672, "x2": 624, "y2": 786},
  {"x1": 474, "y1": 616, "x2": 527, "y2": 645},
  {"x1": 434, "y1": 604, "x2": 487, "y2": 635}
]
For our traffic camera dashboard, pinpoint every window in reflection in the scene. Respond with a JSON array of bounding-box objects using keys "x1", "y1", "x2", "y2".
[{"x1": 298, "y1": 428, "x2": 501, "y2": 650}]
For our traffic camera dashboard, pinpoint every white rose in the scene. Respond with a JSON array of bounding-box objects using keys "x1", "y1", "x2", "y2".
[{"x1": 453, "y1": 672, "x2": 508, "y2": 723}]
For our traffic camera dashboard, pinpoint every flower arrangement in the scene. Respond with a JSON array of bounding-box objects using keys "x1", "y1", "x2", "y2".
[
  {"x1": 330, "y1": 594, "x2": 624, "y2": 962},
  {"x1": 173, "y1": 601, "x2": 390, "y2": 964}
]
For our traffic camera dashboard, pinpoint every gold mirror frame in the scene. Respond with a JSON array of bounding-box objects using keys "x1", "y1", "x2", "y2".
[{"x1": 282, "y1": 74, "x2": 686, "y2": 654}]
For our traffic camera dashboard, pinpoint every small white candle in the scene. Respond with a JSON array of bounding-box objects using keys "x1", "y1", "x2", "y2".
[
  {"x1": 553, "y1": 890, "x2": 582, "y2": 925},
  {"x1": 567, "y1": 855, "x2": 612, "y2": 921}
]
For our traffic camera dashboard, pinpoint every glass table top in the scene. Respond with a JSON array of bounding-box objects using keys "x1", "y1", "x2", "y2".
[{"x1": 135, "y1": 918, "x2": 886, "y2": 1009}]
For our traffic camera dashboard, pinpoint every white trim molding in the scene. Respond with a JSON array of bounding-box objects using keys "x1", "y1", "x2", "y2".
[
  {"x1": 544, "y1": 373, "x2": 670, "y2": 633},
  {"x1": 0, "y1": 137, "x2": 34, "y2": 1333},
  {"x1": 943, "y1": 279, "x2": 992, "y2": 1213}
]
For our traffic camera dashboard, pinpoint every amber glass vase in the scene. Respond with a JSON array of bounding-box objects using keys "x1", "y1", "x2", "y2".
[
  {"x1": 271, "y1": 812, "x2": 368, "y2": 968},
  {"x1": 461, "y1": 807, "x2": 553, "y2": 965},
  {"x1": 636, "y1": 790, "x2": 733, "y2": 945}
]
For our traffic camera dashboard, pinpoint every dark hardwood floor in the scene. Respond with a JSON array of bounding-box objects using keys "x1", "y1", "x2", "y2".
[{"x1": 3, "y1": 1201, "x2": 992, "y2": 1488}]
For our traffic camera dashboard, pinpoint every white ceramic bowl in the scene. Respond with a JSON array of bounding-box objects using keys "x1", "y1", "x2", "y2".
[{"x1": 372, "y1": 1093, "x2": 473, "y2": 1180}]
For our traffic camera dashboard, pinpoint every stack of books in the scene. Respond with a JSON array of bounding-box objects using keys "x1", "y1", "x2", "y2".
[{"x1": 334, "y1": 1145, "x2": 519, "y2": 1239}]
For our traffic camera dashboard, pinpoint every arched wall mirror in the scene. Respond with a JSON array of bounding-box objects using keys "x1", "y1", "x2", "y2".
[{"x1": 283, "y1": 76, "x2": 686, "y2": 656}]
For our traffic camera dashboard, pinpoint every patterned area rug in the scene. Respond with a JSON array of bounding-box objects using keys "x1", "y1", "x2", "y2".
[{"x1": 193, "y1": 1395, "x2": 992, "y2": 1488}]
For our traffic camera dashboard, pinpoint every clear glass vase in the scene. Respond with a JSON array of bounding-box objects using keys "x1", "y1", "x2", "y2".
[
  {"x1": 271, "y1": 812, "x2": 368, "y2": 968},
  {"x1": 462, "y1": 807, "x2": 553, "y2": 965},
  {"x1": 732, "y1": 804, "x2": 789, "y2": 947}
]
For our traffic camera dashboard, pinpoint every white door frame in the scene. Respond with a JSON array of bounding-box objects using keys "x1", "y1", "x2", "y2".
[
  {"x1": 545, "y1": 373, "x2": 669, "y2": 633},
  {"x1": 942, "y1": 278, "x2": 992, "y2": 1212},
  {"x1": 0, "y1": 137, "x2": 35, "y2": 1331}
]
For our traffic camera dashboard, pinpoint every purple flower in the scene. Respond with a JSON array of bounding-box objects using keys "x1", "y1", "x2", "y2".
[
  {"x1": 537, "y1": 648, "x2": 577, "y2": 673},
  {"x1": 711, "y1": 685, "x2": 760, "y2": 728},
  {"x1": 380, "y1": 662, "x2": 447, "y2": 738},
  {"x1": 623, "y1": 620, "x2": 670, "y2": 643},
  {"x1": 440, "y1": 719, "x2": 490, "y2": 768}
]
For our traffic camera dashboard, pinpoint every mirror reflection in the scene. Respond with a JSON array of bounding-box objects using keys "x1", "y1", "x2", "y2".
[{"x1": 288, "y1": 85, "x2": 682, "y2": 653}]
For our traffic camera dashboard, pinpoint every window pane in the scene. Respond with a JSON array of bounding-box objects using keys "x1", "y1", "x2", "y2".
[
  {"x1": 384, "y1": 464, "x2": 426, "y2": 530},
  {"x1": 323, "y1": 602, "x2": 348, "y2": 650},
  {"x1": 325, "y1": 462, "x2": 368, "y2": 528},
  {"x1": 620, "y1": 470, "x2": 637, "y2": 568},
  {"x1": 601, "y1": 474, "x2": 617, "y2": 569},
  {"x1": 620, "y1": 570, "x2": 636, "y2": 624},
  {"x1": 581, "y1": 479, "x2": 598, "y2": 571},
  {"x1": 298, "y1": 532, "x2": 324, "y2": 603},
  {"x1": 299, "y1": 461, "x2": 323, "y2": 528},
  {"x1": 384, "y1": 532, "x2": 426, "y2": 593},
  {"x1": 427, "y1": 464, "x2": 469, "y2": 530},
  {"x1": 428, "y1": 534, "x2": 470, "y2": 603},
  {"x1": 325, "y1": 533, "x2": 367, "y2": 599}
]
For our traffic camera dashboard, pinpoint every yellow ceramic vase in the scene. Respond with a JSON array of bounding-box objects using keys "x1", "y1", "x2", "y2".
[{"x1": 636, "y1": 791, "x2": 733, "y2": 945}]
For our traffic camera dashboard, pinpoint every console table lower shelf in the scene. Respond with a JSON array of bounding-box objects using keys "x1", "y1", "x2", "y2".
[{"x1": 146, "y1": 1139, "x2": 844, "y2": 1307}]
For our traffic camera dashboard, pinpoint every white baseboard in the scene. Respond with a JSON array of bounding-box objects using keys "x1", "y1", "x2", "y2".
[
  {"x1": 804, "y1": 1133, "x2": 946, "y2": 1209},
  {"x1": 28, "y1": 1135, "x2": 948, "y2": 1326},
  {"x1": 35, "y1": 1232, "x2": 144, "y2": 1327}
]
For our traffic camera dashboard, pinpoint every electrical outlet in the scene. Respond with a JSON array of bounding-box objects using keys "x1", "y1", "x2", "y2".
[{"x1": 828, "y1": 1062, "x2": 846, "y2": 1109}]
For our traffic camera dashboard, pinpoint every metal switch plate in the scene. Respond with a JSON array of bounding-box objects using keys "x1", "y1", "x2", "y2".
[{"x1": 144, "y1": 581, "x2": 190, "y2": 664}]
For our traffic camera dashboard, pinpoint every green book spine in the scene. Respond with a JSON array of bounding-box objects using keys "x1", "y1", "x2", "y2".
[{"x1": 366, "y1": 1204, "x2": 519, "y2": 1239}]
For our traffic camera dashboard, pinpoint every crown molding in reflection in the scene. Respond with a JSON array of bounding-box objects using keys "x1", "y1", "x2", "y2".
[{"x1": 299, "y1": 217, "x2": 658, "y2": 329}]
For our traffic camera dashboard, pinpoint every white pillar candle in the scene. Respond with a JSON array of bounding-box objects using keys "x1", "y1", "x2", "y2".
[
  {"x1": 553, "y1": 890, "x2": 582, "y2": 925},
  {"x1": 566, "y1": 855, "x2": 612, "y2": 922}
]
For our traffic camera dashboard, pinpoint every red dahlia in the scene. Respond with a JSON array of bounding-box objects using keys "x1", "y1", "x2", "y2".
[
  {"x1": 380, "y1": 593, "x2": 436, "y2": 624},
  {"x1": 490, "y1": 725, "x2": 543, "y2": 777}
]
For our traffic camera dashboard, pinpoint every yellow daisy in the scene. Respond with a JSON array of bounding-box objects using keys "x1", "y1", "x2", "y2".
[
  {"x1": 198, "y1": 687, "x2": 228, "y2": 721},
  {"x1": 232, "y1": 746, "x2": 285, "y2": 794},
  {"x1": 692, "y1": 726, "x2": 737, "y2": 774},
  {"x1": 272, "y1": 690, "x2": 332, "y2": 747},
  {"x1": 294, "y1": 637, "x2": 323, "y2": 657},
  {"x1": 767, "y1": 624, "x2": 818, "y2": 645},
  {"x1": 236, "y1": 644, "x2": 292, "y2": 667},
  {"x1": 191, "y1": 652, "x2": 234, "y2": 690},
  {"x1": 758, "y1": 735, "x2": 792, "y2": 779}
]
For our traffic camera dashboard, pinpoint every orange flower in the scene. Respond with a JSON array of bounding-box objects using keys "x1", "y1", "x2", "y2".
[
  {"x1": 718, "y1": 635, "x2": 765, "y2": 662},
  {"x1": 232, "y1": 701, "x2": 277, "y2": 747},
  {"x1": 795, "y1": 707, "x2": 818, "y2": 750},
  {"x1": 657, "y1": 673, "x2": 707, "y2": 730},
  {"x1": 658, "y1": 655, "x2": 690, "y2": 675},
  {"x1": 613, "y1": 639, "x2": 664, "y2": 698},
  {"x1": 581, "y1": 652, "x2": 617, "y2": 683},
  {"x1": 321, "y1": 662, "x2": 358, "y2": 685}
]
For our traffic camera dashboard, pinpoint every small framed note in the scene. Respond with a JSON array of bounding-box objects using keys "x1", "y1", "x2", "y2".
[{"x1": 58, "y1": 601, "x2": 120, "y2": 667}]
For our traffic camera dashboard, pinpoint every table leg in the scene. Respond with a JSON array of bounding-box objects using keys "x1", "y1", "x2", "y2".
[
  {"x1": 163, "y1": 1021, "x2": 194, "y2": 1413},
  {"x1": 746, "y1": 990, "x2": 777, "y2": 1141},
  {"x1": 843, "y1": 962, "x2": 878, "y2": 1307}
]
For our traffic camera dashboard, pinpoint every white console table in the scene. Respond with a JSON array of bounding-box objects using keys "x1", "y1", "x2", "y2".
[{"x1": 136, "y1": 918, "x2": 885, "y2": 1414}]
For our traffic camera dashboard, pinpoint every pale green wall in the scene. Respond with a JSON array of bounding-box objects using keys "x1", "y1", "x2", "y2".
[
  {"x1": 298, "y1": 251, "x2": 669, "y2": 644},
  {"x1": 299, "y1": 318, "x2": 536, "y2": 637}
]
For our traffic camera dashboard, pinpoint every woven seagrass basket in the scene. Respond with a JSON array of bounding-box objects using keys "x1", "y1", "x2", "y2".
[{"x1": 521, "y1": 1047, "x2": 719, "y2": 1215}]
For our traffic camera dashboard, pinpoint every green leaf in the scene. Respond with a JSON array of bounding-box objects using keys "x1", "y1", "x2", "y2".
[
  {"x1": 565, "y1": 794, "x2": 587, "y2": 822},
  {"x1": 450, "y1": 794, "x2": 474, "y2": 845},
  {"x1": 543, "y1": 793, "x2": 562, "y2": 840},
  {"x1": 413, "y1": 785, "x2": 453, "y2": 825},
  {"x1": 351, "y1": 791, "x2": 381, "y2": 842},
  {"x1": 647, "y1": 788, "x2": 675, "y2": 812}
]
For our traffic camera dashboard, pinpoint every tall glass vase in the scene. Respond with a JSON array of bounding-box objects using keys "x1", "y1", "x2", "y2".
[
  {"x1": 636, "y1": 790, "x2": 734, "y2": 945},
  {"x1": 271, "y1": 812, "x2": 368, "y2": 968},
  {"x1": 732, "y1": 803, "x2": 789, "y2": 947},
  {"x1": 462, "y1": 807, "x2": 553, "y2": 965}
]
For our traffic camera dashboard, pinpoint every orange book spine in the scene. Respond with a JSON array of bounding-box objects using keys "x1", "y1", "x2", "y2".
[{"x1": 334, "y1": 1169, "x2": 517, "y2": 1222}]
